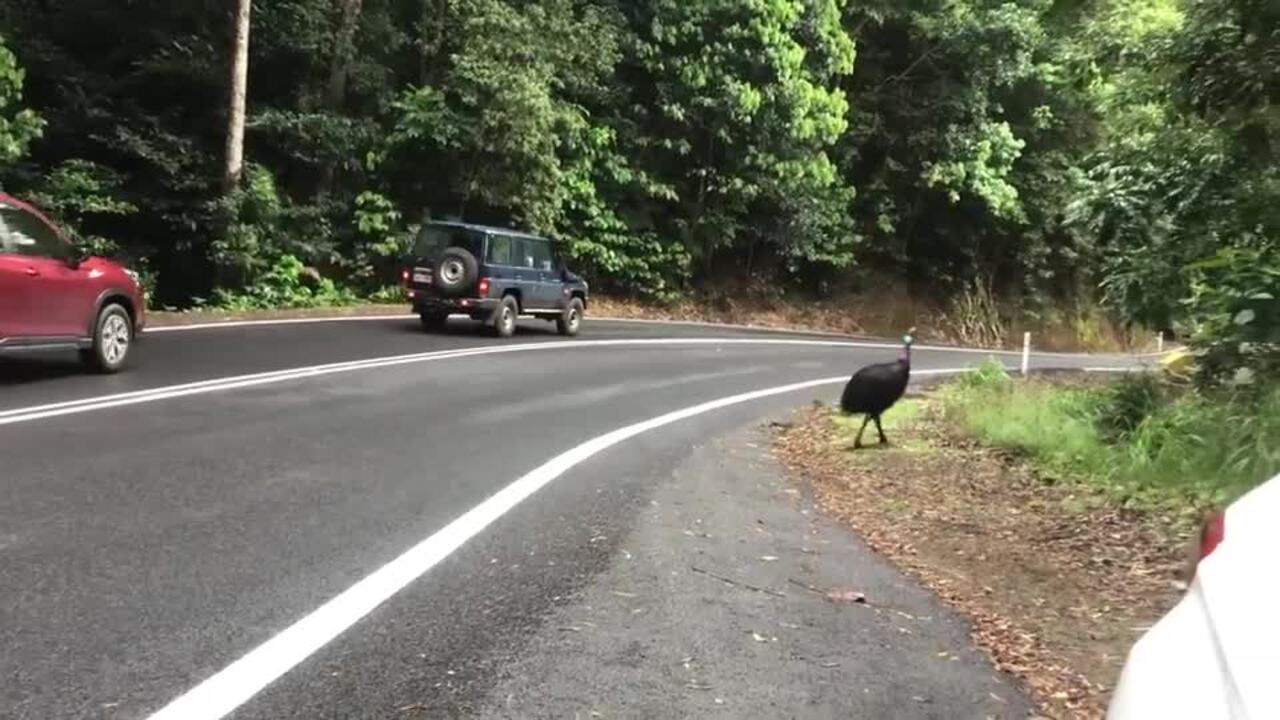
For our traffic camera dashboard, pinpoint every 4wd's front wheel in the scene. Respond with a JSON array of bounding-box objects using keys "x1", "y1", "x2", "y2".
[
  {"x1": 492, "y1": 296, "x2": 518, "y2": 338},
  {"x1": 81, "y1": 303, "x2": 132, "y2": 373},
  {"x1": 556, "y1": 298, "x2": 584, "y2": 337}
]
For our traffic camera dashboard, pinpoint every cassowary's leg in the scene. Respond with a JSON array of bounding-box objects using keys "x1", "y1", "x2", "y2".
[
  {"x1": 874, "y1": 415, "x2": 888, "y2": 445},
  {"x1": 853, "y1": 414, "x2": 872, "y2": 449}
]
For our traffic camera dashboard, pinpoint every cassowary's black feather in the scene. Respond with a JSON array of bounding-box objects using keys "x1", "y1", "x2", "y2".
[{"x1": 840, "y1": 359, "x2": 909, "y2": 417}]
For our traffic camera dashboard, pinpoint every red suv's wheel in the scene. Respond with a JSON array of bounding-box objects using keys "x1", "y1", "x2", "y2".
[{"x1": 81, "y1": 303, "x2": 132, "y2": 373}]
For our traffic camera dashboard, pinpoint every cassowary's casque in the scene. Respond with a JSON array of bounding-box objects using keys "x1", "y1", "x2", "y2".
[{"x1": 840, "y1": 328, "x2": 915, "y2": 448}]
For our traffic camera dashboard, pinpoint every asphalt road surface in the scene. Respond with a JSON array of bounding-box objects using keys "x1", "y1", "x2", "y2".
[{"x1": 0, "y1": 315, "x2": 1141, "y2": 719}]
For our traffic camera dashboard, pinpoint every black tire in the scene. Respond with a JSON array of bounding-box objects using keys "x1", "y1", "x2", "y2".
[
  {"x1": 556, "y1": 298, "x2": 584, "y2": 337},
  {"x1": 420, "y1": 312, "x2": 448, "y2": 332},
  {"x1": 81, "y1": 303, "x2": 132, "y2": 373},
  {"x1": 491, "y1": 295, "x2": 518, "y2": 338},
  {"x1": 434, "y1": 247, "x2": 479, "y2": 297}
]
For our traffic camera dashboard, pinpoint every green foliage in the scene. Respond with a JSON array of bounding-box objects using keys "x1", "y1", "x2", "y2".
[
  {"x1": 614, "y1": 0, "x2": 857, "y2": 276},
  {"x1": 25, "y1": 159, "x2": 138, "y2": 221},
  {"x1": 1095, "y1": 372, "x2": 1166, "y2": 439},
  {"x1": 1184, "y1": 244, "x2": 1280, "y2": 384},
  {"x1": 210, "y1": 254, "x2": 359, "y2": 310},
  {"x1": 0, "y1": 0, "x2": 1272, "y2": 356},
  {"x1": 0, "y1": 34, "x2": 42, "y2": 164},
  {"x1": 945, "y1": 370, "x2": 1280, "y2": 509}
]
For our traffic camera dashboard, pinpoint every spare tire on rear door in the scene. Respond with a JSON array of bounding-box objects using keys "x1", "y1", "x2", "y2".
[{"x1": 434, "y1": 246, "x2": 479, "y2": 297}]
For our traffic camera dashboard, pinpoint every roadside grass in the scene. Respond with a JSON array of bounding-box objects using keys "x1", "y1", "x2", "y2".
[
  {"x1": 941, "y1": 361, "x2": 1280, "y2": 512},
  {"x1": 830, "y1": 398, "x2": 929, "y2": 453}
]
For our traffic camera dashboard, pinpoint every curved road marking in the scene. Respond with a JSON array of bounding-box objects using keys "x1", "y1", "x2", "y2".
[
  {"x1": 144, "y1": 314, "x2": 412, "y2": 332},
  {"x1": 143, "y1": 313, "x2": 1162, "y2": 358},
  {"x1": 0, "y1": 337, "x2": 1068, "y2": 427},
  {"x1": 145, "y1": 369, "x2": 961, "y2": 720}
]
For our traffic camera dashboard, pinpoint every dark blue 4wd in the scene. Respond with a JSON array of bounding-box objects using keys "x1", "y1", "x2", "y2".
[{"x1": 401, "y1": 221, "x2": 589, "y2": 338}]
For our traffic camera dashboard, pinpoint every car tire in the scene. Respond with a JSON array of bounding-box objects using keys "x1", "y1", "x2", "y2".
[
  {"x1": 434, "y1": 247, "x2": 479, "y2": 298},
  {"x1": 492, "y1": 296, "x2": 518, "y2": 338},
  {"x1": 82, "y1": 303, "x2": 132, "y2": 373},
  {"x1": 420, "y1": 313, "x2": 448, "y2": 332},
  {"x1": 556, "y1": 298, "x2": 584, "y2": 337}
]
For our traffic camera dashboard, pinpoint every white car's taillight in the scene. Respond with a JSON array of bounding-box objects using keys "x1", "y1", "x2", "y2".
[{"x1": 1199, "y1": 511, "x2": 1225, "y2": 562}]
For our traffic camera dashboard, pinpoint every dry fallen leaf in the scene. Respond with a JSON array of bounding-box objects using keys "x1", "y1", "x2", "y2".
[{"x1": 826, "y1": 589, "x2": 867, "y2": 604}]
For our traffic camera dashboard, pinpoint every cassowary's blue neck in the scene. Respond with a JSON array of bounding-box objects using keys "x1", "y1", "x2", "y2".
[{"x1": 898, "y1": 346, "x2": 912, "y2": 368}]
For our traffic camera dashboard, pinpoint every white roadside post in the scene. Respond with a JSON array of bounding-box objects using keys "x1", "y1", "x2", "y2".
[
  {"x1": 1157, "y1": 332, "x2": 1165, "y2": 353},
  {"x1": 1021, "y1": 331, "x2": 1032, "y2": 376}
]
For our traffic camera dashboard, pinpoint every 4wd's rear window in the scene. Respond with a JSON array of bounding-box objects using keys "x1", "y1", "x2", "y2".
[{"x1": 412, "y1": 224, "x2": 484, "y2": 259}]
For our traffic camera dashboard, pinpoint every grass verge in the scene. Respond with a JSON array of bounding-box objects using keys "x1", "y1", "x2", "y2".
[
  {"x1": 942, "y1": 362, "x2": 1280, "y2": 512},
  {"x1": 775, "y1": 397, "x2": 1188, "y2": 718},
  {"x1": 775, "y1": 369, "x2": 1278, "y2": 717}
]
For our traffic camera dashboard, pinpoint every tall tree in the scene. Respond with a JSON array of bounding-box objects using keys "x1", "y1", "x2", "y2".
[
  {"x1": 326, "y1": 0, "x2": 365, "y2": 109},
  {"x1": 225, "y1": 0, "x2": 253, "y2": 190}
]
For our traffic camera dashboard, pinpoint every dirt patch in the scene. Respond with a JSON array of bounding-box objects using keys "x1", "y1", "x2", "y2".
[{"x1": 774, "y1": 398, "x2": 1189, "y2": 719}]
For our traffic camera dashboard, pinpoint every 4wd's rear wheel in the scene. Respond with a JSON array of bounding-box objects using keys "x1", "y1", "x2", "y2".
[
  {"x1": 434, "y1": 247, "x2": 479, "y2": 297},
  {"x1": 557, "y1": 298, "x2": 584, "y2": 337},
  {"x1": 492, "y1": 296, "x2": 518, "y2": 338},
  {"x1": 81, "y1": 303, "x2": 132, "y2": 373},
  {"x1": 420, "y1": 312, "x2": 448, "y2": 332}
]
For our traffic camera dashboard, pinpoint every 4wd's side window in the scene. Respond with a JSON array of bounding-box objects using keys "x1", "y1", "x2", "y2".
[
  {"x1": 522, "y1": 238, "x2": 554, "y2": 271},
  {"x1": 487, "y1": 234, "x2": 515, "y2": 266},
  {"x1": 0, "y1": 204, "x2": 66, "y2": 259}
]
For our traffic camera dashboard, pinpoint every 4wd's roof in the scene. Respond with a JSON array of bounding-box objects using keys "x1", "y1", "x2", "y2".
[{"x1": 424, "y1": 220, "x2": 549, "y2": 241}]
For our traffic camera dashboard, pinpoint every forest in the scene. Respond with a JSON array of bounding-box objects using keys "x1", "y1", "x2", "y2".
[{"x1": 0, "y1": 0, "x2": 1275, "y2": 383}]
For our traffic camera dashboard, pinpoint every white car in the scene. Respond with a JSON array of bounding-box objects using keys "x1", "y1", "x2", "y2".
[{"x1": 1108, "y1": 473, "x2": 1280, "y2": 719}]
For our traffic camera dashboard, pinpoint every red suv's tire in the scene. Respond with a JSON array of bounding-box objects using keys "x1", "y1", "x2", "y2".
[{"x1": 81, "y1": 303, "x2": 132, "y2": 373}]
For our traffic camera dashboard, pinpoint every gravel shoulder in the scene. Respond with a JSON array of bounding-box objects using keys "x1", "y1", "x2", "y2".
[
  {"x1": 475, "y1": 420, "x2": 1032, "y2": 719},
  {"x1": 775, "y1": 396, "x2": 1188, "y2": 718}
]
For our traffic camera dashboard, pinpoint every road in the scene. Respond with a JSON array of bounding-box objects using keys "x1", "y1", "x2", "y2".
[{"x1": 0, "y1": 316, "x2": 1139, "y2": 719}]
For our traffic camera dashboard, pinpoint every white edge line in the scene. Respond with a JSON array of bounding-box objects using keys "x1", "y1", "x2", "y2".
[
  {"x1": 143, "y1": 312, "x2": 1169, "y2": 359},
  {"x1": 143, "y1": 314, "x2": 412, "y2": 332},
  {"x1": 146, "y1": 368, "x2": 965, "y2": 720},
  {"x1": 1, "y1": 338, "x2": 1139, "y2": 426}
]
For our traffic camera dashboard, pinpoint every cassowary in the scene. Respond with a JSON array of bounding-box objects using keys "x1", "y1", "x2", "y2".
[{"x1": 840, "y1": 329, "x2": 915, "y2": 449}]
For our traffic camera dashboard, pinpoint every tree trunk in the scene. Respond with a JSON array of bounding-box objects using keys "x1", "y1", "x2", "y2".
[
  {"x1": 224, "y1": 0, "x2": 252, "y2": 192},
  {"x1": 326, "y1": 0, "x2": 364, "y2": 109},
  {"x1": 317, "y1": 0, "x2": 363, "y2": 193}
]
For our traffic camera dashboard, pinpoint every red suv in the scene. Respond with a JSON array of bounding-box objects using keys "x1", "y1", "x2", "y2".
[{"x1": 0, "y1": 193, "x2": 145, "y2": 372}]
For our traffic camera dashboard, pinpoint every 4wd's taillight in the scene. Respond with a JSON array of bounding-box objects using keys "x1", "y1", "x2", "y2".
[
  {"x1": 1198, "y1": 511, "x2": 1225, "y2": 562},
  {"x1": 400, "y1": 268, "x2": 411, "y2": 287},
  {"x1": 477, "y1": 277, "x2": 491, "y2": 297}
]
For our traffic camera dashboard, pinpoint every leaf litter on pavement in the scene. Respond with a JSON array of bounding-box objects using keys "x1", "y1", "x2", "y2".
[{"x1": 774, "y1": 398, "x2": 1189, "y2": 719}]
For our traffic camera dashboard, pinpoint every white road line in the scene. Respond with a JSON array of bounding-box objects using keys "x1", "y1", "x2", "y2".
[
  {"x1": 144, "y1": 314, "x2": 412, "y2": 332},
  {"x1": 145, "y1": 368, "x2": 962, "y2": 720},
  {"x1": 142, "y1": 313, "x2": 1170, "y2": 358},
  {"x1": 1, "y1": 337, "x2": 1118, "y2": 427}
]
